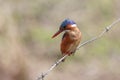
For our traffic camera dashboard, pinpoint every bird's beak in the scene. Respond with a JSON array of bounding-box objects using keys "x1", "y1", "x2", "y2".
[{"x1": 52, "y1": 29, "x2": 63, "y2": 38}]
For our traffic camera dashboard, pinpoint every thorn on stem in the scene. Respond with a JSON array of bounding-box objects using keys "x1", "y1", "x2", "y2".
[
  {"x1": 61, "y1": 58, "x2": 65, "y2": 62},
  {"x1": 55, "y1": 61, "x2": 59, "y2": 66},
  {"x1": 37, "y1": 73, "x2": 44, "y2": 80},
  {"x1": 41, "y1": 73, "x2": 45, "y2": 80},
  {"x1": 105, "y1": 27, "x2": 109, "y2": 32}
]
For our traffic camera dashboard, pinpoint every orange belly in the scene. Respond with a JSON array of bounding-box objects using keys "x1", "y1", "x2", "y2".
[{"x1": 61, "y1": 32, "x2": 81, "y2": 55}]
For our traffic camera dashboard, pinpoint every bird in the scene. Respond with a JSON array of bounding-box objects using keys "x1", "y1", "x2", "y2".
[{"x1": 52, "y1": 19, "x2": 82, "y2": 57}]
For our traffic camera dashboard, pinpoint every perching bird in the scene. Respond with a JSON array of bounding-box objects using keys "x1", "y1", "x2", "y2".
[{"x1": 52, "y1": 19, "x2": 82, "y2": 56}]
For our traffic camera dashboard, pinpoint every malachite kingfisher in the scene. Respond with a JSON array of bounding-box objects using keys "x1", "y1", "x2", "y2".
[{"x1": 52, "y1": 19, "x2": 82, "y2": 56}]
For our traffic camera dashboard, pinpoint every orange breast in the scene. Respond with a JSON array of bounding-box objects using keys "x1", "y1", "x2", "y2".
[{"x1": 60, "y1": 31, "x2": 81, "y2": 55}]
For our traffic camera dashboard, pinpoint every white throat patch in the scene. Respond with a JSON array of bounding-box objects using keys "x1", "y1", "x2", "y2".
[{"x1": 71, "y1": 24, "x2": 77, "y2": 27}]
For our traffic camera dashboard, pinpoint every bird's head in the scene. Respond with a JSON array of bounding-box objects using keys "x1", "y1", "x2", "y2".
[{"x1": 52, "y1": 19, "x2": 77, "y2": 38}]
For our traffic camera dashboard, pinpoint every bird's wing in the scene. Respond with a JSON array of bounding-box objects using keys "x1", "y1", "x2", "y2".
[
  {"x1": 61, "y1": 32, "x2": 74, "y2": 54},
  {"x1": 62, "y1": 32, "x2": 67, "y2": 40}
]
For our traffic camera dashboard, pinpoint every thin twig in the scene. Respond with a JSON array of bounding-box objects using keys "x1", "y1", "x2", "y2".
[
  {"x1": 37, "y1": 18, "x2": 120, "y2": 80},
  {"x1": 77, "y1": 18, "x2": 120, "y2": 49},
  {"x1": 37, "y1": 55, "x2": 68, "y2": 80}
]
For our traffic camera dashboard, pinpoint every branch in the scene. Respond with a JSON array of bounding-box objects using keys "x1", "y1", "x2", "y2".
[
  {"x1": 37, "y1": 55, "x2": 68, "y2": 80},
  {"x1": 77, "y1": 18, "x2": 120, "y2": 49},
  {"x1": 37, "y1": 18, "x2": 120, "y2": 80}
]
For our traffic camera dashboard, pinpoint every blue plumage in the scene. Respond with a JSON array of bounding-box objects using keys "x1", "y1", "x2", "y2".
[{"x1": 60, "y1": 19, "x2": 76, "y2": 28}]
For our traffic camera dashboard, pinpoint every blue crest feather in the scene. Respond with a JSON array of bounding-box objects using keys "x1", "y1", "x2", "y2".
[{"x1": 60, "y1": 19, "x2": 76, "y2": 28}]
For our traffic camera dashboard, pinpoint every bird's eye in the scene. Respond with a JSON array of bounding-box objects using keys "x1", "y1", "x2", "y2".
[
  {"x1": 62, "y1": 26, "x2": 66, "y2": 28},
  {"x1": 60, "y1": 26, "x2": 65, "y2": 30}
]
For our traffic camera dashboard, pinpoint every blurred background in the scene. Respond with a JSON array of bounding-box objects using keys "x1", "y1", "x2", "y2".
[{"x1": 0, "y1": 0, "x2": 120, "y2": 80}]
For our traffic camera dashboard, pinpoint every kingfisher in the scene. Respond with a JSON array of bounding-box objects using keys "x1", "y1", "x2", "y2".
[{"x1": 52, "y1": 19, "x2": 82, "y2": 56}]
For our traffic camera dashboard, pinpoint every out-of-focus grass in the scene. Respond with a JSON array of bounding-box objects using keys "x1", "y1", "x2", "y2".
[{"x1": 30, "y1": 27, "x2": 53, "y2": 43}]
